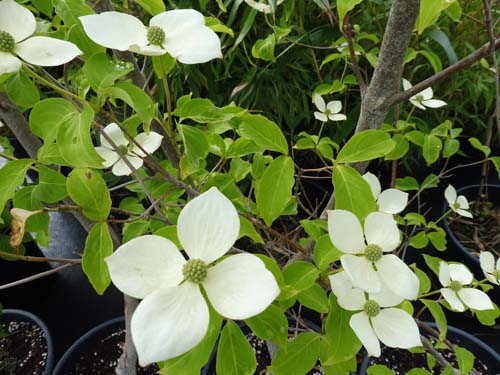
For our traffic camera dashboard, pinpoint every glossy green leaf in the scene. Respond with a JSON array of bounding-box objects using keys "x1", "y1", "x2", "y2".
[
  {"x1": 468, "y1": 137, "x2": 491, "y2": 157},
  {"x1": 454, "y1": 346, "x2": 474, "y2": 375},
  {"x1": 82, "y1": 222, "x2": 113, "y2": 295},
  {"x1": 336, "y1": 130, "x2": 394, "y2": 163},
  {"x1": 245, "y1": 304, "x2": 288, "y2": 347},
  {"x1": 297, "y1": 284, "x2": 329, "y2": 313},
  {"x1": 421, "y1": 299, "x2": 447, "y2": 341},
  {"x1": 337, "y1": 0, "x2": 363, "y2": 29},
  {"x1": 385, "y1": 134, "x2": 409, "y2": 160},
  {"x1": 32, "y1": 166, "x2": 68, "y2": 203},
  {"x1": 255, "y1": 156, "x2": 295, "y2": 226},
  {"x1": 333, "y1": 165, "x2": 377, "y2": 223},
  {"x1": 0, "y1": 159, "x2": 33, "y2": 224},
  {"x1": 416, "y1": 0, "x2": 444, "y2": 34},
  {"x1": 268, "y1": 332, "x2": 321, "y2": 375},
  {"x1": 5, "y1": 71, "x2": 39, "y2": 109},
  {"x1": 67, "y1": 168, "x2": 111, "y2": 221},
  {"x1": 410, "y1": 264, "x2": 431, "y2": 294},
  {"x1": 134, "y1": 0, "x2": 165, "y2": 14},
  {"x1": 180, "y1": 125, "x2": 210, "y2": 162},
  {"x1": 422, "y1": 134, "x2": 442, "y2": 165},
  {"x1": 282, "y1": 261, "x2": 320, "y2": 299},
  {"x1": 252, "y1": 34, "x2": 276, "y2": 61},
  {"x1": 367, "y1": 365, "x2": 395, "y2": 375},
  {"x1": 313, "y1": 234, "x2": 342, "y2": 271},
  {"x1": 83, "y1": 53, "x2": 134, "y2": 94},
  {"x1": 29, "y1": 98, "x2": 77, "y2": 142},
  {"x1": 216, "y1": 321, "x2": 256, "y2": 375},
  {"x1": 238, "y1": 114, "x2": 288, "y2": 154},
  {"x1": 175, "y1": 98, "x2": 237, "y2": 123}
]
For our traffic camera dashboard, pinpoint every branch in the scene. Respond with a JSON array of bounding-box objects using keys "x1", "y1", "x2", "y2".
[
  {"x1": 0, "y1": 263, "x2": 75, "y2": 290},
  {"x1": 0, "y1": 250, "x2": 81, "y2": 264},
  {"x1": 343, "y1": 14, "x2": 367, "y2": 96}
]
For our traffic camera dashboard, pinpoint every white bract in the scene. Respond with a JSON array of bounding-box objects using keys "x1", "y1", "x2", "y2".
[
  {"x1": 439, "y1": 261, "x2": 493, "y2": 312},
  {"x1": 329, "y1": 271, "x2": 421, "y2": 357},
  {"x1": 402, "y1": 79, "x2": 447, "y2": 110},
  {"x1": 95, "y1": 123, "x2": 163, "y2": 176},
  {"x1": 363, "y1": 172, "x2": 408, "y2": 215},
  {"x1": 105, "y1": 188, "x2": 280, "y2": 365},
  {"x1": 444, "y1": 185, "x2": 472, "y2": 218},
  {"x1": 313, "y1": 94, "x2": 347, "y2": 122},
  {"x1": 480, "y1": 251, "x2": 500, "y2": 286},
  {"x1": 327, "y1": 210, "x2": 419, "y2": 300},
  {"x1": 0, "y1": 0, "x2": 82, "y2": 75},
  {"x1": 80, "y1": 9, "x2": 221, "y2": 64},
  {"x1": 244, "y1": 0, "x2": 284, "y2": 13}
]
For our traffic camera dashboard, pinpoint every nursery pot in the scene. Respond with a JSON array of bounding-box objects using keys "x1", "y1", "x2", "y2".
[
  {"x1": 442, "y1": 184, "x2": 500, "y2": 267},
  {"x1": 0, "y1": 309, "x2": 55, "y2": 375},
  {"x1": 359, "y1": 322, "x2": 500, "y2": 375}
]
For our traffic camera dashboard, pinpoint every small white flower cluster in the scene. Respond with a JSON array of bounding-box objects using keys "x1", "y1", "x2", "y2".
[
  {"x1": 106, "y1": 188, "x2": 280, "y2": 366},
  {"x1": 444, "y1": 184, "x2": 472, "y2": 218},
  {"x1": 402, "y1": 79, "x2": 447, "y2": 110},
  {"x1": 0, "y1": 0, "x2": 82, "y2": 75},
  {"x1": 313, "y1": 94, "x2": 347, "y2": 122},
  {"x1": 328, "y1": 174, "x2": 420, "y2": 356}
]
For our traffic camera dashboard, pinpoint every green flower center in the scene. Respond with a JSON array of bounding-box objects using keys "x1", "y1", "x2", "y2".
[
  {"x1": 365, "y1": 244, "x2": 383, "y2": 263},
  {"x1": 147, "y1": 26, "x2": 165, "y2": 46},
  {"x1": 449, "y1": 280, "x2": 462, "y2": 292},
  {"x1": 493, "y1": 270, "x2": 500, "y2": 279},
  {"x1": 182, "y1": 259, "x2": 208, "y2": 284},
  {"x1": 363, "y1": 299, "x2": 380, "y2": 317},
  {"x1": 453, "y1": 202, "x2": 460, "y2": 209},
  {"x1": 415, "y1": 94, "x2": 424, "y2": 102},
  {"x1": 0, "y1": 31, "x2": 15, "y2": 53},
  {"x1": 117, "y1": 145, "x2": 129, "y2": 155}
]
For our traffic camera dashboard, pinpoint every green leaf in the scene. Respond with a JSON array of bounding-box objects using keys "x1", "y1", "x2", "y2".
[
  {"x1": 367, "y1": 364, "x2": 395, "y2": 375},
  {"x1": 29, "y1": 98, "x2": 77, "y2": 142},
  {"x1": 5, "y1": 71, "x2": 39, "y2": 109},
  {"x1": 336, "y1": 130, "x2": 395, "y2": 163},
  {"x1": 454, "y1": 346, "x2": 474, "y2": 375},
  {"x1": 490, "y1": 157, "x2": 500, "y2": 178},
  {"x1": 216, "y1": 321, "x2": 256, "y2": 375},
  {"x1": 175, "y1": 98, "x2": 237, "y2": 124},
  {"x1": 238, "y1": 114, "x2": 288, "y2": 154},
  {"x1": 268, "y1": 332, "x2": 321, "y2": 375},
  {"x1": 256, "y1": 156, "x2": 295, "y2": 226},
  {"x1": 82, "y1": 222, "x2": 113, "y2": 294},
  {"x1": 67, "y1": 168, "x2": 111, "y2": 221},
  {"x1": 419, "y1": 49, "x2": 443, "y2": 73},
  {"x1": 321, "y1": 293, "x2": 361, "y2": 365},
  {"x1": 245, "y1": 304, "x2": 288, "y2": 347},
  {"x1": 428, "y1": 229, "x2": 447, "y2": 251},
  {"x1": 416, "y1": 0, "x2": 445, "y2": 34},
  {"x1": 423, "y1": 134, "x2": 442, "y2": 165},
  {"x1": 0, "y1": 159, "x2": 33, "y2": 224},
  {"x1": 409, "y1": 231, "x2": 429, "y2": 249},
  {"x1": 385, "y1": 134, "x2": 409, "y2": 160},
  {"x1": 134, "y1": 0, "x2": 165, "y2": 14},
  {"x1": 297, "y1": 284, "x2": 329, "y2": 313},
  {"x1": 239, "y1": 217, "x2": 264, "y2": 244},
  {"x1": 442, "y1": 138, "x2": 460, "y2": 158},
  {"x1": 475, "y1": 302, "x2": 500, "y2": 325},
  {"x1": 406, "y1": 367, "x2": 432, "y2": 375},
  {"x1": 423, "y1": 254, "x2": 442, "y2": 276},
  {"x1": 313, "y1": 234, "x2": 342, "y2": 271},
  {"x1": 159, "y1": 305, "x2": 222, "y2": 374},
  {"x1": 321, "y1": 356, "x2": 357, "y2": 375},
  {"x1": 53, "y1": 0, "x2": 104, "y2": 57},
  {"x1": 333, "y1": 165, "x2": 377, "y2": 223},
  {"x1": 83, "y1": 53, "x2": 133, "y2": 95},
  {"x1": 205, "y1": 17, "x2": 233, "y2": 37},
  {"x1": 410, "y1": 264, "x2": 431, "y2": 294},
  {"x1": 32, "y1": 166, "x2": 68, "y2": 203},
  {"x1": 469, "y1": 137, "x2": 491, "y2": 157},
  {"x1": 252, "y1": 34, "x2": 276, "y2": 61},
  {"x1": 396, "y1": 176, "x2": 419, "y2": 191},
  {"x1": 421, "y1": 299, "x2": 447, "y2": 341},
  {"x1": 282, "y1": 261, "x2": 320, "y2": 299},
  {"x1": 179, "y1": 125, "x2": 210, "y2": 163},
  {"x1": 56, "y1": 102, "x2": 103, "y2": 168},
  {"x1": 122, "y1": 220, "x2": 150, "y2": 243},
  {"x1": 337, "y1": 0, "x2": 363, "y2": 29}
]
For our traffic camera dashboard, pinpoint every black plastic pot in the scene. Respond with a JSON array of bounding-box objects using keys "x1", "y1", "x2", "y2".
[
  {"x1": 442, "y1": 184, "x2": 500, "y2": 267},
  {"x1": 359, "y1": 322, "x2": 500, "y2": 374},
  {"x1": 1, "y1": 309, "x2": 55, "y2": 375}
]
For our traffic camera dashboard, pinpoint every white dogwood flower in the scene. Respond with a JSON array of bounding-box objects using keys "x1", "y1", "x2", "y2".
[
  {"x1": 439, "y1": 261, "x2": 493, "y2": 312},
  {"x1": 444, "y1": 185, "x2": 472, "y2": 218},
  {"x1": 80, "y1": 9, "x2": 221, "y2": 64},
  {"x1": 313, "y1": 94, "x2": 347, "y2": 122},
  {"x1": 480, "y1": 252, "x2": 500, "y2": 286},
  {"x1": 95, "y1": 123, "x2": 163, "y2": 176},
  {"x1": 402, "y1": 79, "x2": 447, "y2": 110},
  {"x1": 329, "y1": 271, "x2": 421, "y2": 357},
  {"x1": 328, "y1": 210, "x2": 419, "y2": 300},
  {"x1": 0, "y1": 0, "x2": 82, "y2": 75},
  {"x1": 244, "y1": 0, "x2": 284, "y2": 13},
  {"x1": 106, "y1": 188, "x2": 280, "y2": 366},
  {"x1": 363, "y1": 172, "x2": 408, "y2": 215}
]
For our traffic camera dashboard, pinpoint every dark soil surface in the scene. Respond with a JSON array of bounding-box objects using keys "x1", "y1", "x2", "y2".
[
  {"x1": 448, "y1": 203, "x2": 500, "y2": 257},
  {"x1": 66, "y1": 329, "x2": 158, "y2": 375},
  {"x1": 0, "y1": 320, "x2": 48, "y2": 375}
]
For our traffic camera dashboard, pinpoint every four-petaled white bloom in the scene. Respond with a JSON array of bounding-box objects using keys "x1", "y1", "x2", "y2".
[
  {"x1": 105, "y1": 187, "x2": 280, "y2": 365},
  {"x1": 95, "y1": 123, "x2": 163, "y2": 176},
  {"x1": 336, "y1": 42, "x2": 361, "y2": 55},
  {"x1": 244, "y1": 0, "x2": 284, "y2": 13},
  {"x1": 328, "y1": 210, "x2": 419, "y2": 300},
  {"x1": 402, "y1": 79, "x2": 447, "y2": 110},
  {"x1": 80, "y1": 9, "x2": 221, "y2": 64},
  {"x1": 329, "y1": 271, "x2": 421, "y2": 357},
  {"x1": 313, "y1": 94, "x2": 347, "y2": 122},
  {"x1": 480, "y1": 251, "x2": 500, "y2": 286},
  {"x1": 0, "y1": 0, "x2": 82, "y2": 75},
  {"x1": 363, "y1": 172, "x2": 408, "y2": 215},
  {"x1": 444, "y1": 185, "x2": 472, "y2": 218},
  {"x1": 439, "y1": 261, "x2": 493, "y2": 312}
]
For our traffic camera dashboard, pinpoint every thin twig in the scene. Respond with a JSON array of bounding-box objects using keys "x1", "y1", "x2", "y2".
[
  {"x1": 343, "y1": 14, "x2": 367, "y2": 96},
  {"x1": 0, "y1": 250, "x2": 81, "y2": 264},
  {"x1": 0, "y1": 263, "x2": 75, "y2": 290}
]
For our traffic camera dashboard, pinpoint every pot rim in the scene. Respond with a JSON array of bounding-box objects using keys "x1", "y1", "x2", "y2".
[
  {"x1": 52, "y1": 316, "x2": 124, "y2": 375},
  {"x1": 441, "y1": 184, "x2": 500, "y2": 264},
  {"x1": 2, "y1": 308, "x2": 55, "y2": 375}
]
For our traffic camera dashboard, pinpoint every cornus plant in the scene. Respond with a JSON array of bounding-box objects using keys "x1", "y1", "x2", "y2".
[
  {"x1": 0, "y1": 0, "x2": 81, "y2": 74},
  {"x1": 438, "y1": 262, "x2": 494, "y2": 312},
  {"x1": 480, "y1": 252, "x2": 500, "y2": 286},
  {"x1": 80, "y1": 9, "x2": 221, "y2": 63},
  {"x1": 105, "y1": 188, "x2": 279, "y2": 365},
  {"x1": 94, "y1": 123, "x2": 163, "y2": 176},
  {"x1": 363, "y1": 172, "x2": 408, "y2": 215},
  {"x1": 402, "y1": 78, "x2": 447, "y2": 110},
  {"x1": 444, "y1": 185, "x2": 473, "y2": 218},
  {"x1": 313, "y1": 94, "x2": 347, "y2": 122},
  {"x1": 330, "y1": 272, "x2": 421, "y2": 356},
  {"x1": 327, "y1": 209, "x2": 420, "y2": 300}
]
